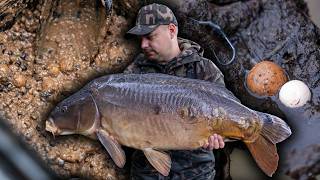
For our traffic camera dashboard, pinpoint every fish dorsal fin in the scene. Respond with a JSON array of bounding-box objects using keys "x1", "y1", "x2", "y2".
[
  {"x1": 96, "y1": 129, "x2": 126, "y2": 168},
  {"x1": 143, "y1": 148, "x2": 171, "y2": 176}
]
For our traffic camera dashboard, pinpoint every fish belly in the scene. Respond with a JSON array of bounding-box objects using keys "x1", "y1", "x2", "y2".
[{"x1": 99, "y1": 102, "x2": 211, "y2": 150}]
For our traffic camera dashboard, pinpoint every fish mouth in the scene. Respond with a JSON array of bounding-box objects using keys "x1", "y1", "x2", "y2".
[{"x1": 45, "y1": 117, "x2": 60, "y2": 136}]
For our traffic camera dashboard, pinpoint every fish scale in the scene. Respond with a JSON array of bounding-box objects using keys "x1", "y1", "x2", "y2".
[
  {"x1": 47, "y1": 73, "x2": 292, "y2": 177},
  {"x1": 99, "y1": 73, "x2": 240, "y2": 103},
  {"x1": 104, "y1": 82, "x2": 183, "y2": 110},
  {"x1": 98, "y1": 79, "x2": 254, "y2": 130}
]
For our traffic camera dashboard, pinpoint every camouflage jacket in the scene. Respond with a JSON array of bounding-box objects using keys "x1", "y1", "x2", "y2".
[{"x1": 124, "y1": 38, "x2": 225, "y2": 86}]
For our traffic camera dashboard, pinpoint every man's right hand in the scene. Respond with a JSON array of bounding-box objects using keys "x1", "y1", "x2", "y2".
[{"x1": 202, "y1": 134, "x2": 225, "y2": 150}]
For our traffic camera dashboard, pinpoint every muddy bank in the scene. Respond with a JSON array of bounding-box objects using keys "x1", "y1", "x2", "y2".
[
  {"x1": 0, "y1": 0, "x2": 137, "y2": 179},
  {"x1": 0, "y1": 0, "x2": 319, "y2": 179}
]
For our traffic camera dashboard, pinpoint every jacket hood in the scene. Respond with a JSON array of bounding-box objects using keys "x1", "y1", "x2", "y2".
[
  {"x1": 135, "y1": 37, "x2": 204, "y2": 69},
  {"x1": 177, "y1": 37, "x2": 204, "y2": 58}
]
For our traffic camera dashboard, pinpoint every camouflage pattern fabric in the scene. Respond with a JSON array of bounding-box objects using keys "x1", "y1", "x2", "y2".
[
  {"x1": 124, "y1": 37, "x2": 227, "y2": 180},
  {"x1": 124, "y1": 37, "x2": 225, "y2": 85},
  {"x1": 131, "y1": 149, "x2": 215, "y2": 180},
  {"x1": 127, "y1": 3, "x2": 178, "y2": 35}
]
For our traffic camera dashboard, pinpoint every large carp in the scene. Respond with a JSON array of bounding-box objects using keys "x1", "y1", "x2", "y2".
[{"x1": 46, "y1": 73, "x2": 291, "y2": 177}]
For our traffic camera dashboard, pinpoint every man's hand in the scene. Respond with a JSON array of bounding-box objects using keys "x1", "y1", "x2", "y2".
[{"x1": 202, "y1": 134, "x2": 225, "y2": 150}]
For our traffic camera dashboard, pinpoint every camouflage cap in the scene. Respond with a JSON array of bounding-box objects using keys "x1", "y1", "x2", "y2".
[{"x1": 127, "y1": 3, "x2": 178, "y2": 36}]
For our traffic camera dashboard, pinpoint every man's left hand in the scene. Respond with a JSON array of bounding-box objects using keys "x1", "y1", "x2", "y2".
[{"x1": 202, "y1": 134, "x2": 225, "y2": 150}]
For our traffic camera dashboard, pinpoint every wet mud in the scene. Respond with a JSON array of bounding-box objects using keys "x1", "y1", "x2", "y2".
[
  {"x1": 0, "y1": 0, "x2": 34, "y2": 31},
  {"x1": 0, "y1": 0, "x2": 137, "y2": 179},
  {"x1": 0, "y1": 0, "x2": 319, "y2": 179}
]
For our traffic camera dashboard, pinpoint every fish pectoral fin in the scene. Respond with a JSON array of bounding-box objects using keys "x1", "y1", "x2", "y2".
[
  {"x1": 96, "y1": 129, "x2": 126, "y2": 168},
  {"x1": 143, "y1": 148, "x2": 171, "y2": 176},
  {"x1": 246, "y1": 135, "x2": 278, "y2": 177}
]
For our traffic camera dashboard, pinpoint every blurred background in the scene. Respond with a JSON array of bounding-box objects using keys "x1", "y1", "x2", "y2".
[{"x1": 306, "y1": 0, "x2": 320, "y2": 28}]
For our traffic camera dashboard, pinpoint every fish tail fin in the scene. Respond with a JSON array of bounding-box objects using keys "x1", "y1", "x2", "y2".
[
  {"x1": 245, "y1": 135, "x2": 278, "y2": 177},
  {"x1": 245, "y1": 112, "x2": 292, "y2": 176}
]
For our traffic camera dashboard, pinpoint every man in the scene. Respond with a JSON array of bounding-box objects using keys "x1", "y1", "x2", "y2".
[{"x1": 124, "y1": 3, "x2": 225, "y2": 179}]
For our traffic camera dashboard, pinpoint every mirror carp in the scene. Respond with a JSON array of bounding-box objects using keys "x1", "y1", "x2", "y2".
[{"x1": 46, "y1": 73, "x2": 291, "y2": 177}]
